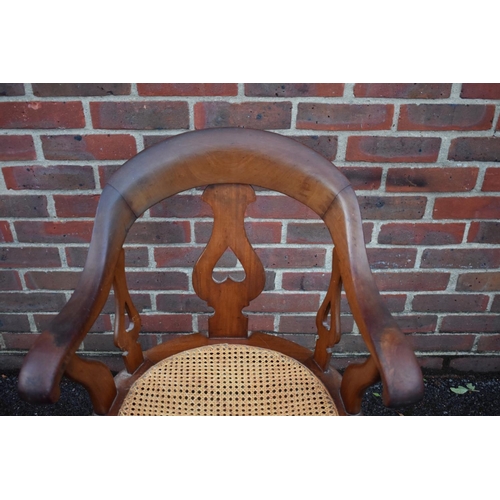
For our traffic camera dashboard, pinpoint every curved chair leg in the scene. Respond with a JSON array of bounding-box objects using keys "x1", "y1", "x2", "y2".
[{"x1": 340, "y1": 356, "x2": 379, "y2": 415}]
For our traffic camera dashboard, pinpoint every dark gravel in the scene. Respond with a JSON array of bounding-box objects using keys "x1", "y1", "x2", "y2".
[{"x1": 2, "y1": 369, "x2": 500, "y2": 415}]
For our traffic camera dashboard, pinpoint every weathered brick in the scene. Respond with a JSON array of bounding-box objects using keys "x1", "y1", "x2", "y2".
[
  {"x1": 468, "y1": 222, "x2": 500, "y2": 244},
  {"x1": 367, "y1": 248, "x2": 416, "y2": 269},
  {"x1": 32, "y1": 83, "x2": 131, "y2": 96},
  {"x1": 477, "y1": 335, "x2": 500, "y2": 352},
  {"x1": 256, "y1": 247, "x2": 325, "y2": 268},
  {"x1": 83, "y1": 333, "x2": 156, "y2": 351},
  {"x1": 286, "y1": 223, "x2": 332, "y2": 244},
  {"x1": 156, "y1": 293, "x2": 212, "y2": 313},
  {"x1": 354, "y1": 83, "x2": 452, "y2": 99},
  {"x1": 373, "y1": 272, "x2": 450, "y2": 291},
  {"x1": 0, "y1": 270, "x2": 22, "y2": 290},
  {"x1": 125, "y1": 271, "x2": 189, "y2": 291},
  {"x1": 0, "y1": 314, "x2": 31, "y2": 333},
  {"x1": 155, "y1": 246, "x2": 202, "y2": 268},
  {"x1": 54, "y1": 194, "x2": 99, "y2": 217},
  {"x1": 14, "y1": 220, "x2": 94, "y2": 243},
  {"x1": 3, "y1": 165, "x2": 95, "y2": 190},
  {"x1": 137, "y1": 83, "x2": 237, "y2": 96},
  {"x1": 0, "y1": 84, "x2": 25, "y2": 96},
  {"x1": 412, "y1": 294, "x2": 489, "y2": 313},
  {"x1": 2, "y1": 333, "x2": 38, "y2": 349},
  {"x1": 395, "y1": 314, "x2": 437, "y2": 333},
  {"x1": 346, "y1": 136, "x2": 441, "y2": 163},
  {"x1": 34, "y1": 313, "x2": 112, "y2": 333},
  {"x1": 90, "y1": 101, "x2": 189, "y2": 130},
  {"x1": 247, "y1": 314, "x2": 275, "y2": 332},
  {"x1": 482, "y1": 167, "x2": 500, "y2": 191},
  {"x1": 333, "y1": 334, "x2": 368, "y2": 354},
  {"x1": 194, "y1": 101, "x2": 292, "y2": 130},
  {"x1": 245, "y1": 292, "x2": 320, "y2": 313},
  {"x1": 194, "y1": 221, "x2": 282, "y2": 245},
  {"x1": 0, "y1": 195, "x2": 48, "y2": 217},
  {"x1": 0, "y1": 135, "x2": 36, "y2": 160},
  {"x1": 450, "y1": 356, "x2": 500, "y2": 372},
  {"x1": 25, "y1": 271, "x2": 80, "y2": 290},
  {"x1": 150, "y1": 194, "x2": 212, "y2": 218},
  {"x1": 0, "y1": 292, "x2": 66, "y2": 312},
  {"x1": 101, "y1": 293, "x2": 151, "y2": 314},
  {"x1": 386, "y1": 167, "x2": 478, "y2": 192},
  {"x1": 461, "y1": 84, "x2": 500, "y2": 100},
  {"x1": 379, "y1": 222, "x2": 465, "y2": 245},
  {"x1": 456, "y1": 272, "x2": 500, "y2": 291},
  {"x1": 65, "y1": 246, "x2": 148, "y2": 268},
  {"x1": 339, "y1": 167, "x2": 382, "y2": 190},
  {"x1": 408, "y1": 334, "x2": 474, "y2": 352},
  {"x1": 448, "y1": 137, "x2": 500, "y2": 162},
  {"x1": 246, "y1": 195, "x2": 319, "y2": 219},
  {"x1": 281, "y1": 272, "x2": 330, "y2": 291},
  {"x1": 42, "y1": 134, "x2": 137, "y2": 161},
  {"x1": 417, "y1": 357, "x2": 444, "y2": 370},
  {"x1": 434, "y1": 196, "x2": 500, "y2": 219},
  {"x1": 0, "y1": 102, "x2": 85, "y2": 129},
  {"x1": 289, "y1": 135, "x2": 338, "y2": 160},
  {"x1": 0, "y1": 221, "x2": 13, "y2": 243},
  {"x1": 143, "y1": 134, "x2": 176, "y2": 149},
  {"x1": 297, "y1": 104, "x2": 393, "y2": 131},
  {"x1": 421, "y1": 248, "x2": 500, "y2": 269},
  {"x1": 0, "y1": 247, "x2": 61, "y2": 268},
  {"x1": 441, "y1": 315, "x2": 500, "y2": 333},
  {"x1": 140, "y1": 314, "x2": 193, "y2": 333},
  {"x1": 280, "y1": 315, "x2": 353, "y2": 334},
  {"x1": 358, "y1": 195, "x2": 426, "y2": 219},
  {"x1": 398, "y1": 104, "x2": 494, "y2": 131},
  {"x1": 126, "y1": 221, "x2": 190, "y2": 244},
  {"x1": 245, "y1": 83, "x2": 344, "y2": 97},
  {"x1": 491, "y1": 295, "x2": 500, "y2": 312}
]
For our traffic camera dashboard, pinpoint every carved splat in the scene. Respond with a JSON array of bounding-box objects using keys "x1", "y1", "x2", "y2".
[
  {"x1": 193, "y1": 184, "x2": 266, "y2": 338},
  {"x1": 113, "y1": 248, "x2": 144, "y2": 373},
  {"x1": 314, "y1": 247, "x2": 342, "y2": 370}
]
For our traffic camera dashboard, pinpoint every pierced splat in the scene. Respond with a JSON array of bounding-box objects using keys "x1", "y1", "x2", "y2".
[
  {"x1": 113, "y1": 248, "x2": 144, "y2": 373},
  {"x1": 193, "y1": 184, "x2": 266, "y2": 338},
  {"x1": 314, "y1": 247, "x2": 342, "y2": 371}
]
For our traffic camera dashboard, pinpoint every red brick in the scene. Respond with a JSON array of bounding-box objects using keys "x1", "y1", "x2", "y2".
[
  {"x1": 282, "y1": 272, "x2": 330, "y2": 291},
  {"x1": 279, "y1": 315, "x2": 353, "y2": 334},
  {"x1": 14, "y1": 220, "x2": 94, "y2": 243},
  {"x1": 354, "y1": 83, "x2": 452, "y2": 99},
  {"x1": 54, "y1": 194, "x2": 99, "y2": 217},
  {"x1": 0, "y1": 247, "x2": 61, "y2": 268},
  {"x1": 245, "y1": 83, "x2": 344, "y2": 97},
  {"x1": 289, "y1": 135, "x2": 338, "y2": 161},
  {"x1": 346, "y1": 136, "x2": 441, "y2": 163},
  {"x1": 194, "y1": 101, "x2": 292, "y2": 130},
  {"x1": 398, "y1": 104, "x2": 494, "y2": 131},
  {"x1": 82, "y1": 334, "x2": 120, "y2": 352},
  {"x1": 395, "y1": 315, "x2": 437, "y2": 333},
  {"x1": 0, "y1": 84, "x2": 25, "y2": 96},
  {"x1": 461, "y1": 84, "x2": 500, "y2": 100},
  {"x1": 125, "y1": 271, "x2": 189, "y2": 291},
  {"x1": 0, "y1": 292, "x2": 66, "y2": 312},
  {"x1": 379, "y1": 222, "x2": 465, "y2": 245},
  {"x1": 286, "y1": 223, "x2": 332, "y2": 244},
  {"x1": 32, "y1": 83, "x2": 131, "y2": 96},
  {"x1": 34, "y1": 313, "x2": 112, "y2": 333},
  {"x1": 0, "y1": 270, "x2": 22, "y2": 290},
  {"x1": 417, "y1": 357, "x2": 444, "y2": 370},
  {"x1": 367, "y1": 248, "x2": 417, "y2": 269},
  {"x1": 341, "y1": 293, "x2": 406, "y2": 315},
  {"x1": 3, "y1": 165, "x2": 95, "y2": 190},
  {"x1": 0, "y1": 195, "x2": 48, "y2": 217},
  {"x1": 90, "y1": 101, "x2": 189, "y2": 130},
  {"x1": 101, "y1": 294, "x2": 151, "y2": 314},
  {"x1": 373, "y1": 272, "x2": 450, "y2": 291},
  {"x1": 386, "y1": 167, "x2": 478, "y2": 192},
  {"x1": 0, "y1": 221, "x2": 13, "y2": 242},
  {"x1": 256, "y1": 247, "x2": 325, "y2": 268},
  {"x1": 98, "y1": 164, "x2": 122, "y2": 186},
  {"x1": 137, "y1": 83, "x2": 237, "y2": 96},
  {"x1": 154, "y1": 245, "x2": 239, "y2": 268},
  {"x1": 421, "y1": 248, "x2": 500, "y2": 269},
  {"x1": 358, "y1": 195, "x2": 426, "y2": 220},
  {"x1": 468, "y1": 222, "x2": 500, "y2": 244},
  {"x1": 408, "y1": 334, "x2": 474, "y2": 352},
  {"x1": 492, "y1": 296, "x2": 500, "y2": 312},
  {"x1": 194, "y1": 221, "x2": 282, "y2": 244},
  {"x1": 477, "y1": 335, "x2": 500, "y2": 352},
  {"x1": 450, "y1": 357, "x2": 500, "y2": 372},
  {"x1": 245, "y1": 292, "x2": 320, "y2": 313},
  {"x1": 143, "y1": 134, "x2": 176, "y2": 149},
  {"x1": 482, "y1": 168, "x2": 500, "y2": 191},
  {"x1": 25, "y1": 271, "x2": 80, "y2": 290},
  {"x1": 448, "y1": 137, "x2": 500, "y2": 162},
  {"x1": 246, "y1": 195, "x2": 319, "y2": 219},
  {"x1": 2, "y1": 333, "x2": 37, "y2": 349},
  {"x1": 339, "y1": 167, "x2": 382, "y2": 190},
  {"x1": 441, "y1": 315, "x2": 500, "y2": 333},
  {"x1": 412, "y1": 294, "x2": 489, "y2": 313},
  {"x1": 0, "y1": 102, "x2": 85, "y2": 129},
  {"x1": 0, "y1": 314, "x2": 31, "y2": 333},
  {"x1": 0, "y1": 135, "x2": 36, "y2": 160},
  {"x1": 333, "y1": 334, "x2": 368, "y2": 354},
  {"x1": 41, "y1": 134, "x2": 137, "y2": 160},
  {"x1": 156, "y1": 293, "x2": 212, "y2": 313},
  {"x1": 456, "y1": 272, "x2": 500, "y2": 291},
  {"x1": 150, "y1": 194, "x2": 212, "y2": 218},
  {"x1": 247, "y1": 314, "x2": 275, "y2": 332},
  {"x1": 66, "y1": 246, "x2": 148, "y2": 268},
  {"x1": 297, "y1": 104, "x2": 393, "y2": 131},
  {"x1": 433, "y1": 196, "x2": 500, "y2": 219},
  {"x1": 140, "y1": 314, "x2": 193, "y2": 333},
  {"x1": 126, "y1": 221, "x2": 190, "y2": 244}
]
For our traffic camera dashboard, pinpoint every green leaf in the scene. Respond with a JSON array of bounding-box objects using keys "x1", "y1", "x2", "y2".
[
  {"x1": 466, "y1": 383, "x2": 477, "y2": 392},
  {"x1": 373, "y1": 392, "x2": 381, "y2": 397},
  {"x1": 451, "y1": 386, "x2": 468, "y2": 394}
]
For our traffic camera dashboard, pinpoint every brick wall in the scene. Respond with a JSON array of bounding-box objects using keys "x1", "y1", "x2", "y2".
[{"x1": 0, "y1": 83, "x2": 499, "y2": 372}]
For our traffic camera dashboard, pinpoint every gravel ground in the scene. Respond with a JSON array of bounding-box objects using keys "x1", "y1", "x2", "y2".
[{"x1": 2, "y1": 369, "x2": 499, "y2": 416}]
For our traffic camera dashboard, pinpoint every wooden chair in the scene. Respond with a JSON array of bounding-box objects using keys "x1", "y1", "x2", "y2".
[{"x1": 18, "y1": 128, "x2": 424, "y2": 416}]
